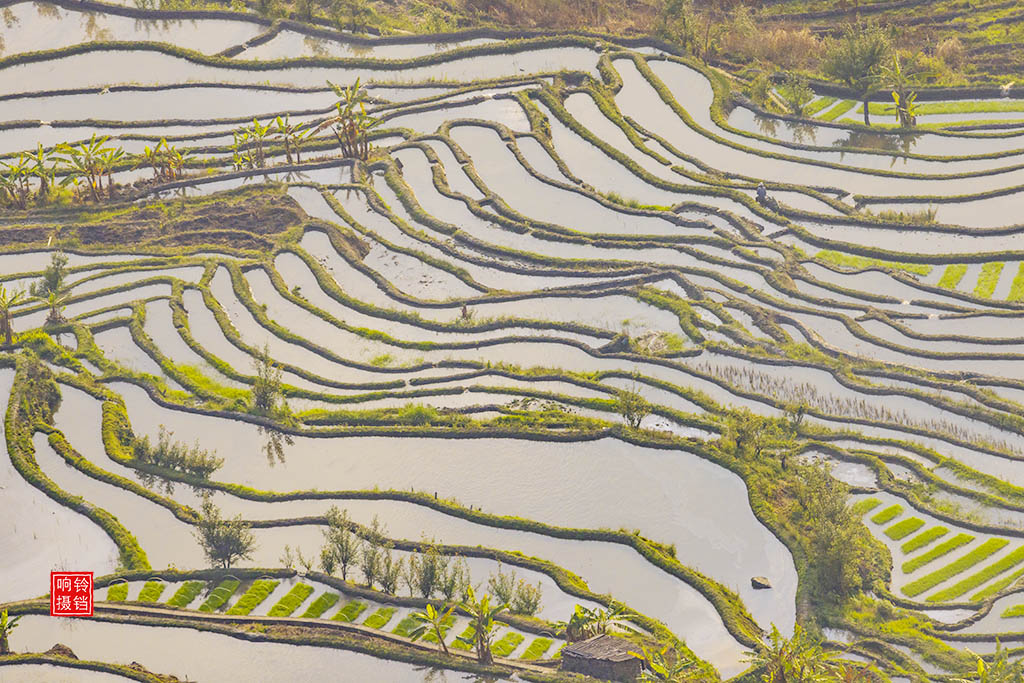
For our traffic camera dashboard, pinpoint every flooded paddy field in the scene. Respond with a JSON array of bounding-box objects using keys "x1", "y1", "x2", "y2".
[{"x1": 1, "y1": 3, "x2": 1024, "y2": 682}]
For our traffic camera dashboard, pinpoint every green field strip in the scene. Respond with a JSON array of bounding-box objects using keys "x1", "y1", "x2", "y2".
[
  {"x1": 817, "y1": 251, "x2": 931, "y2": 276},
  {"x1": 421, "y1": 615, "x2": 457, "y2": 644},
  {"x1": 901, "y1": 527, "x2": 949, "y2": 554},
  {"x1": 938, "y1": 264, "x2": 968, "y2": 289},
  {"x1": 927, "y1": 546, "x2": 1024, "y2": 602},
  {"x1": 901, "y1": 538, "x2": 1008, "y2": 597},
  {"x1": 300, "y1": 591, "x2": 340, "y2": 618},
  {"x1": 865, "y1": 100, "x2": 1024, "y2": 116},
  {"x1": 971, "y1": 566, "x2": 1024, "y2": 602},
  {"x1": 226, "y1": 579, "x2": 280, "y2": 615},
  {"x1": 804, "y1": 96, "x2": 838, "y2": 116},
  {"x1": 974, "y1": 262, "x2": 1004, "y2": 298},
  {"x1": 852, "y1": 498, "x2": 882, "y2": 515},
  {"x1": 165, "y1": 581, "x2": 205, "y2": 608},
  {"x1": 1008, "y1": 264, "x2": 1024, "y2": 301},
  {"x1": 362, "y1": 606, "x2": 398, "y2": 629},
  {"x1": 902, "y1": 534, "x2": 975, "y2": 574},
  {"x1": 106, "y1": 583, "x2": 129, "y2": 602},
  {"x1": 266, "y1": 583, "x2": 315, "y2": 617},
  {"x1": 492, "y1": 631, "x2": 525, "y2": 658},
  {"x1": 1001, "y1": 604, "x2": 1024, "y2": 618},
  {"x1": 331, "y1": 600, "x2": 368, "y2": 622},
  {"x1": 520, "y1": 637, "x2": 555, "y2": 660},
  {"x1": 871, "y1": 504, "x2": 903, "y2": 525},
  {"x1": 392, "y1": 613, "x2": 420, "y2": 637},
  {"x1": 450, "y1": 624, "x2": 475, "y2": 651},
  {"x1": 136, "y1": 581, "x2": 167, "y2": 603},
  {"x1": 885, "y1": 517, "x2": 925, "y2": 540},
  {"x1": 818, "y1": 100, "x2": 856, "y2": 121},
  {"x1": 198, "y1": 579, "x2": 241, "y2": 613}
]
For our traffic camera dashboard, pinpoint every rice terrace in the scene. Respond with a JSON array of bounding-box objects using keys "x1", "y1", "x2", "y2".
[{"x1": 0, "y1": 0, "x2": 1024, "y2": 680}]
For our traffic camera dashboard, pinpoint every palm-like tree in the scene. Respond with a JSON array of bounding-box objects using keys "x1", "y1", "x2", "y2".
[
  {"x1": 744, "y1": 624, "x2": 832, "y2": 683},
  {"x1": 99, "y1": 146, "x2": 126, "y2": 197},
  {"x1": 953, "y1": 644, "x2": 1024, "y2": 683},
  {"x1": 883, "y1": 54, "x2": 927, "y2": 128},
  {"x1": 556, "y1": 604, "x2": 637, "y2": 642},
  {"x1": 57, "y1": 134, "x2": 114, "y2": 202},
  {"x1": 0, "y1": 286, "x2": 26, "y2": 347},
  {"x1": 0, "y1": 609, "x2": 21, "y2": 654},
  {"x1": 0, "y1": 154, "x2": 33, "y2": 209},
  {"x1": 407, "y1": 602, "x2": 455, "y2": 656},
  {"x1": 41, "y1": 289, "x2": 69, "y2": 325},
  {"x1": 456, "y1": 587, "x2": 506, "y2": 664},
  {"x1": 26, "y1": 143, "x2": 56, "y2": 198},
  {"x1": 316, "y1": 78, "x2": 379, "y2": 160}
]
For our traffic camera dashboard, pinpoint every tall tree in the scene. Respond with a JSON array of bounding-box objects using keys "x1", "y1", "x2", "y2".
[
  {"x1": 823, "y1": 25, "x2": 890, "y2": 126},
  {"x1": 194, "y1": 500, "x2": 256, "y2": 569},
  {"x1": 0, "y1": 286, "x2": 25, "y2": 347},
  {"x1": 322, "y1": 506, "x2": 360, "y2": 581}
]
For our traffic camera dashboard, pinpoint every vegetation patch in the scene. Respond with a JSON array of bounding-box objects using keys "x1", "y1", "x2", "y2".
[
  {"x1": 885, "y1": 517, "x2": 925, "y2": 540},
  {"x1": 938, "y1": 264, "x2": 968, "y2": 289},
  {"x1": 106, "y1": 583, "x2": 129, "y2": 602},
  {"x1": 901, "y1": 527, "x2": 949, "y2": 554},
  {"x1": 226, "y1": 579, "x2": 281, "y2": 615},
  {"x1": 870, "y1": 504, "x2": 903, "y2": 525},
  {"x1": 362, "y1": 606, "x2": 398, "y2": 629},
  {"x1": 1008, "y1": 264, "x2": 1024, "y2": 302},
  {"x1": 519, "y1": 637, "x2": 554, "y2": 660},
  {"x1": 266, "y1": 583, "x2": 315, "y2": 617},
  {"x1": 902, "y1": 534, "x2": 975, "y2": 574},
  {"x1": 973, "y1": 263, "x2": 1005, "y2": 299},
  {"x1": 197, "y1": 578, "x2": 241, "y2": 613},
  {"x1": 166, "y1": 581, "x2": 205, "y2": 608},
  {"x1": 300, "y1": 592, "x2": 340, "y2": 618},
  {"x1": 901, "y1": 538, "x2": 1008, "y2": 597},
  {"x1": 450, "y1": 624, "x2": 475, "y2": 651},
  {"x1": 816, "y1": 251, "x2": 931, "y2": 276},
  {"x1": 928, "y1": 545, "x2": 1024, "y2": 602},
  {"x1": 135, "y1": 581, "x2": 167, "y2": 603},
  {"x1": 332, "y1": 600, "x2": 368, "y2": 622},
  {"x1": 851, "y1": 498, "x2": 882, "y2": 515},
  {"x1": 491, "y1": 631, "x2": 525, "y2": 658},
  {"x1": 972, "y1": 566, "x2": 1024, "y2": 602}
]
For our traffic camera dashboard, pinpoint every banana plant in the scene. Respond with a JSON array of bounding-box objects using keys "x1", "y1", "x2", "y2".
[
  {"x1": 99, "y1": 145, "x2": 126, "y2": 197},
  {"x1": 57, "y1": 134, "x2": 113, "y2": 202},
  {"x1": 41, "y1": 289, "x2": 70, "y2": 325},
  {"x1": 25, "y1": 143, "x2": 56, "y2": 198},
  {"x1": 407, "y1": 602, "x2": 455, "y2": 655},
  {"x1": 275, "y1": 115, "x2": 311, "y2": 165},
  {"x1": 0, "y1": 609, "x2": 21, "y2": 654},
  {"x1": 0, "y1": 154, "x2": 32, "y2": 209},
  {"x1": 0, "y1": 286, "x2": 26, "y2": 347},
  {"x1": 314, "y1": 78, "x2": 379, "y2": 160}
]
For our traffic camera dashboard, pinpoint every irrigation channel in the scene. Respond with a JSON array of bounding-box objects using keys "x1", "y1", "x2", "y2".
[{"x1": 1, "y1": 2, "x2": 1024, "y2": 681}]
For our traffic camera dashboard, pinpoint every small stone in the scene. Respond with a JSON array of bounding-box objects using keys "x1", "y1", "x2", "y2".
[{"x1": 751, "y1": 576, "x2": 772, "y2": 590}]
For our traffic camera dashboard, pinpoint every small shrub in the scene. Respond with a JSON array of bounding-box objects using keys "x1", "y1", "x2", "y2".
[
  {"x1": 510, "y1": 580, "x2": 543, "y2": 616},
  {"x1": 935, "y1": 37, "x2": 965, "y2": 70}
]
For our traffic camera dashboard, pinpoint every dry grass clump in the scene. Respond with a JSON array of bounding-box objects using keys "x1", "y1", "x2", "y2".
[{"x1": 935, "y1": 37, "x2": 965, "y2": 70}]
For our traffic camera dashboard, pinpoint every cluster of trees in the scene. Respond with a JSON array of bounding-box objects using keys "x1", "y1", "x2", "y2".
[
  {"x1": 132, "y1": 425, "x2": 224, "y2": 479},
  {"x1": 0, "y1": 137, "x2": 125, "y2": 208},
  {"x1": 0, "y1": 250, "x2": 72, "y2": 346},
  {"x1": 194, "y1": 500, "x2": 257, "y2": 569},
  {"x1": 252, "y1": 0, "x2": 373, "y2": 32}
]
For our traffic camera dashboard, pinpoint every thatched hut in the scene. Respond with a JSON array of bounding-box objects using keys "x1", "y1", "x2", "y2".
[{"x1": 560, "y1": 634, "x2": 643, "y2": 682}]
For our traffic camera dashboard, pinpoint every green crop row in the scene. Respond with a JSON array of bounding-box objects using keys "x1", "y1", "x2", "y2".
[
  {"x1": 300, "y1": 592, "x2": 340, "y2": 618},
  {"x1": 392, "y1": 613, "x2": 420, "y2": 637},
  {"x1": 901, "y1": 527, "x2": 949, "y2": 554},
  {"x1": 851, "y1": 498, "x2": 882, "y2": 515},
  {"x1": 332, "y1": 600, "x2": 368, "y2": 622},
  {"x1": 1008, "y1": 264, "x2": 1024, "y2": 302},
  {"x1": 818, "y1": 100, "x2": 857, "y2": 121},
  {"x1": 266, "y1": 583, "x2": 315, "y2": 617},
  {"x1": 871, "y1": 504, "x2": 903, "y2": 525},
  {"x1": 972, "y1": 566, "x2": 1024, "y2": 602},
  {"x1": 198, "y1": 578, "x2": 241, "y2": 613},
  {"x1": 973, "y1": 262, "x2": 1004, "y2": 298},
  {"x1": 927, "y1": 546, "x2": 1024, "y2": 602},
  {"x1": 901, "y1": 538, "x2": 1008, "y2": 597},
  {"x1": 450, "y1": 625, "x2": 475, "y2": 650},
  {"x1": 938, "y1": 264, "x2": 968, "y2": 289},
  {"x1": 106, "y1": 583, "x2": 129, "y2": 602},
  {"x1": 885, "y1": 518, "x2": 924, "y2": 540},
  {"x1": 803, "y1": 97, "x2": 838, "y2": 116},
  {"x1": 166, "y1": 580, "x2": 205, "y2": 608},
  {"x1": 902, "y1": 534, "x2": 975, "y2": 574},
  {"x1": 816, "y1": 250, "x2": 931, "y2": 276},
  {"x1": 519, "y1": 637, "x2": 554, "y2": 660},
  {"x1": 421, "y1": 615, "x2": 456, "y2": 644},
  {"x1": 363, "y1": 606, "x2": 398, "y2": 629},
  {"x1": 492, "y1": 631, "x2": 525, "y2": 658},
  {"x1": 136, "y1": 581, "x2": 167, "y2": 603},
  {"x1": 226, "y1": 579, "x2": 281, "y2": 615}
]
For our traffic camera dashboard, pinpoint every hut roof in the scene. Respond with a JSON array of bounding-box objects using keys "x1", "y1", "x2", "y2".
[{"x1": 562, "y1": 634, "x2": 638, "y2": 663}]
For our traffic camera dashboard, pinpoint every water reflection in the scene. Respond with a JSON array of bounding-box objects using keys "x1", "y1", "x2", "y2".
[
  {"x1": 830, "y1": 129, "x2": 923, "y2": 162},
  {"x1": 258, "y1": 423, "x2": 292, "y2": 466}
]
